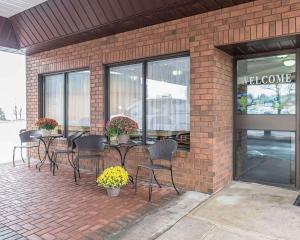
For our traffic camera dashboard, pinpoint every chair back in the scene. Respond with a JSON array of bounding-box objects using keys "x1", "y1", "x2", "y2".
[
  {"x1": 67, "y1": 132, "x2": 84, "y2": 149},
  {"x1": 148, "y1": 139, "x2": 177, "y2": 163},
  {"x1": 20, "y1": 130, "x2": 42, "y2": 143},
  {"x1": 75, "y1": 135, "x2": 107, "y2": 152}
]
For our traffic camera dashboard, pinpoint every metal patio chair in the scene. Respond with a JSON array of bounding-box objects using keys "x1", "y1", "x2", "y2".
[
  {"x1": 13, "y1": 129, "x2": 42, "y2": 167},
  {"x1": 51, "y1": 131, "x2": 83, "y2": 176},
  {"x1": 135, "y1": 139, "x2": 180, "y2": 201},
  {"x1": 74, "y1": 135, "x2": 107, "y2": 182}
]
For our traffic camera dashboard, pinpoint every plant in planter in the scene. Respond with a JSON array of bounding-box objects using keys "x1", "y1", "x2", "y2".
[
  {"x1": 106, "y1": 116, "x2": 139, "y2": 144},
  {"x1": 96, "y1": 166, "x2": 129, "y2": 197},
  {"x1": 36, "y1": 118, "x2": 58, "y2": 135}
]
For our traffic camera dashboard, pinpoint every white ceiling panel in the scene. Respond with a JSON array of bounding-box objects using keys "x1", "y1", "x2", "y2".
[{"x1": 0, "y1": 0, "x2": 47, "y2": 18}]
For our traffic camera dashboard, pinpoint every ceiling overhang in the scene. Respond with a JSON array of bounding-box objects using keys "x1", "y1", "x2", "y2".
[
  {"x1": 0, "y1": 16, "x2": 19, "y2": 49},
  {"x1": 216, "y1": 36, "x2": 300, "y2": 57},
  {"x1": 0, "y1": 0, "x2": 255, "y2": 55}
]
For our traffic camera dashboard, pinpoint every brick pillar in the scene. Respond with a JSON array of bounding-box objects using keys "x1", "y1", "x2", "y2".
[{"x1": 212, "y1": 49, "x2": 234, "y2": 192}]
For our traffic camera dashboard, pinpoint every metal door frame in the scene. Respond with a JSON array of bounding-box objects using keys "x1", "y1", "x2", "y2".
[{"x1": 233, "y1": 50, "x2": 300, "y2": 189}]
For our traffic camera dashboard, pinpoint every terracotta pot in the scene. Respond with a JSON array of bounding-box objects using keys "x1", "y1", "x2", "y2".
[
  {"x1": 117, "y1": 134, "x2": 129, "y2": 144},
  {"x1": 106, "y1": 188, "x2": 120, "y2": 197}
]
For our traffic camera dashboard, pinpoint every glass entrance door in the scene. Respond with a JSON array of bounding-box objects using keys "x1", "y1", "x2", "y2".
[{"x1": 235, "y1": 53, "x2": 296, "y2": 187}]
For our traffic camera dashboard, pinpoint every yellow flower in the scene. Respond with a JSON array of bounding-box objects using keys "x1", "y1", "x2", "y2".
[{"x1": 96, "y1": 166, "x2": 129, "y2": 188}]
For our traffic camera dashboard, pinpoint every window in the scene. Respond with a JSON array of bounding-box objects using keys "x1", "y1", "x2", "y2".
[
  {"x1": 109, "y1": 63, "x2": 143, "y2": 140},
  {"x1": 236, "y1": 130, "x2": 295, "y2": 185},
  {"x1": 237, "y1": 54, "x2": 296, "y2": 115},
  {"x1": 41, "y1": 70, "x2": 90, "y2": 136},
  {"x1": 108, "y1": 55, "x2": 190, "y2": 149}
]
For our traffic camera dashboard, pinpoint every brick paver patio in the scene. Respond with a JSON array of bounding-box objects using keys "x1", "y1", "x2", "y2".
[{"x1": 0, "y1": 162, "x2": 176, "y2": 240}]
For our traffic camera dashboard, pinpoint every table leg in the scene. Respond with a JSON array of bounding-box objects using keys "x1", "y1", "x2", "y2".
[
  {"x1": 123, "y1": 145, "x2": 137, "y2": 184},
  {"x1": 36, "y1": 139, "x2": 47, "y2": 171},
  {"x1": 37, "y1": 137, "x2": 57, "y2": 171},
  {"x1": 111, "y1": 146, "x2": 135, "y2": 184}
]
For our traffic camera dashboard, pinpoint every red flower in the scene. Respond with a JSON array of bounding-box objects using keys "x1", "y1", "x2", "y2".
[
  {"x1": 106, "y1": 116, "x2": 138, "y2": 136},
  {"x1": 36, "y1": 118, "x2": 58, "y2": 130}
]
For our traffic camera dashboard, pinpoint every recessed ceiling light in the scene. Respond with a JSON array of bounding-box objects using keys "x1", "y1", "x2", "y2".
[
  {"x1": 277, "y1": 55, "x2": 288, "y2": 58},
  {"x1": 172, "y1": 70, "x2": 182, "y2": 76},
  {"x1": 130, "y1": 76, "x2": 138, "y2": 80},
  {"x1": 283, "y1": 60, "x2": 295, "y2": 67},
  {"x1": 110, "y1": 71, "x2": 121, "y2": 75}
]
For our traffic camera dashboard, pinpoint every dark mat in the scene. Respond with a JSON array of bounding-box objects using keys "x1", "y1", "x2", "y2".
[{"x1": 293, "y1": 195, "x2": 300, "y2": 206}]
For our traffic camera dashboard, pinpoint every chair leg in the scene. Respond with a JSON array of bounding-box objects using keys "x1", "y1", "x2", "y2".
[
  {"x1": 102, "y1": 158, "x2": 105, "y2": 172},
  {"x1": 38, "y1": 144, "x2": 41, "y2": 163},
  {"x1": 135, "y1": 167, "x2": 140, "y2": 194},
  {"x1": 170, "y1": 168, "x2": 179, "y2": 195},
  {"x1": 72, "y1": 154, "x2": 79, "y2": 182},
  {"x1": 49, "y1": 152, "x2": 52, "y2": 171},
  {"x1": 20, "y1": 147, "x2": 25, "y2": 163},
  {"x1": 95, "y1": 159, "x2": 99, "y2": 179},
  {"x1": 75, "y1": 154, "x2": 80, "y2": 179},
  {"x1": 52, "y1": 152, "x2": 56, "y2": 176},
  {"x1": 74, "y1": 168, "x2": 77, "y2": 182},
  {"x1": 149, "y1": 170, "x2": 153, "y2": 201},
  {"x1": 152, "y1": 170, "x2": 161, "y2": 188},
  {"x1": 28, "y1": 149, "x2": 31, "y2": 168},
  {"x1": 13, "y1": 147, "x2": 16, "y2": 167}
]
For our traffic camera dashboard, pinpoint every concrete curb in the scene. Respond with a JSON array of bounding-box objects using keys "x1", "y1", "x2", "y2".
[{"x1": 110, "y1": 191, "x2": 210, "y2": 240}]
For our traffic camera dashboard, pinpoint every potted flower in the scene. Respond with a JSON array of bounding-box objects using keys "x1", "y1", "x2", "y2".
[
  {"x1": 96, "y1": 166, "x2": 129, "y2": 197},
  {"x1": 106, "y1": 116, "x2": 139, "y2": 144},
  {"x1": 36, "y1": 118, "x2": 58, "y2": 136}
]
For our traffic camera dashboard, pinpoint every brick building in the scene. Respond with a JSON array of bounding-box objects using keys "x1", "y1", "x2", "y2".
[{"x1": 1, "y1": 0, "x2": 300, "y2": 193}]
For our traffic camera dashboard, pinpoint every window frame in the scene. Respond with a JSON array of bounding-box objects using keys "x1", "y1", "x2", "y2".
[
  {"x1": 39, "y1": 68, "x2": 90, "y2": 137},
  {"x1": 105, "y1": 52, "x2": 190, "y2": 148}
]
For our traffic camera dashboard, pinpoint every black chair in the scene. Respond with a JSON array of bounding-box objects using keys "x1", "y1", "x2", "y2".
[
  {"x1": 74, "y1": 135, "x2": 107, "y2": 182},
  {"x1": 135, "y1": 139, "x2": 180, "y2": 201},
  {"x1": 13, "y1": 129, "x2": 42, "y2": 167},
  {"x1": 51, "y1": 131, "x2": 83, "y2": 176}
]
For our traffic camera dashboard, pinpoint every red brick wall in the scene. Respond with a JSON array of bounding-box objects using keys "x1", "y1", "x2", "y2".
[{"x1": 26, "y1": 0, "x2": 300, "y2": 193}]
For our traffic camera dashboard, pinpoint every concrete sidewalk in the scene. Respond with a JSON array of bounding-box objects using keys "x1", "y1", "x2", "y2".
[
  {"x1": 115, "y1": 182, "x2": 300, "y2": 240},
  {"x1": 157, "y1": 182, "x2": 300, "y2": 240},
  {"x1": 110, "y1": 191, "x2": 210, "y2": 240}
]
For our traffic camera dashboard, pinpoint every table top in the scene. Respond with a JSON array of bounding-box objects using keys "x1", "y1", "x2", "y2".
[
  {"x1": 30, "y1": 133, "x2": 63, "y2": 139},
  {"x1": 106, "y1": 140, "x2": 143, "y2": 147}
]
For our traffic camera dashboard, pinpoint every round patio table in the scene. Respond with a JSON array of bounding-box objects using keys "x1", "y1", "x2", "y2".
[
  {"x1": 31, "y1": 133, "x2": 63, "y2": 171},
  {"x1": 105, "y1": 141, "x2": 143, "y2": 183}
]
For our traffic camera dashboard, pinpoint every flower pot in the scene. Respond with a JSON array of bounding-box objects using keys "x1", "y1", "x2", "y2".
[
  {"x1": 41, "y1": 129, "x2": 52, "y2": 136},
  {"x1": 106, "y1": 188, "x2": 120, "y2": 197},
  {"x1": 110, "y1": 136, "x2": 118, "y2": 144},
  {"x1": 117, "y1": 134, "x2": 129, "y2": 144}
]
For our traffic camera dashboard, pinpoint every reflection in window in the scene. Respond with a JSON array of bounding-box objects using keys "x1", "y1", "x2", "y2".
[
  {"x1": 42, "y1": 70, "x2": 90, "y2": 136},
  {"x1": 147, "y1": 57, "x2": 190, "y2": 146},
  {"x1": 68, "y1": 71, "x2": 90, "y2": 133},
  {"x1": 108, "y1": 55, "x2": 190, "y2": 148},
  {"x1": 236, "y1": 130, "x2": 295, "y2": 186},
  {"x1": 44, "y1": 74, "x2": 64, "y2": 129},
  {"x1": 109, "y1": 64, "x2": 143, "y2": 139},
  {"x1": 237, "y1": 54, "x2": 296, "y2": 115}
]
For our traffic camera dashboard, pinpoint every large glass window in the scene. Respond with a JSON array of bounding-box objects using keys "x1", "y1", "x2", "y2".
[
  {"x1": 147, "y1": 58, "x2": 190, "y2": 145},
  {"x1": 42, "y1": 70, "x2": 90, "y2": 135},
  {"x1": 68, "y1": 71, "x2": 90, "y2": 133},
  {"x1": 236, "y1": 130, "x2": 295, "y2": 186},
  {"x1": 109, "y1": 63, "x2": 143, "y2": 139},
  {"x1": 108, "y1": 55, "x2": 190, "y2": 149},
  {"x1": 44, "y1": 74, "x2": 64, "y2": 127},
  {"x1": 237, "y1": 54, "x2": 296, "y2": 115}
]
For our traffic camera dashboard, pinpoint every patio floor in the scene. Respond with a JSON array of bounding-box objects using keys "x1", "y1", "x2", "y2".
[{"x1": 0, "y1": 162, "x2": 177, "y2": 240}]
